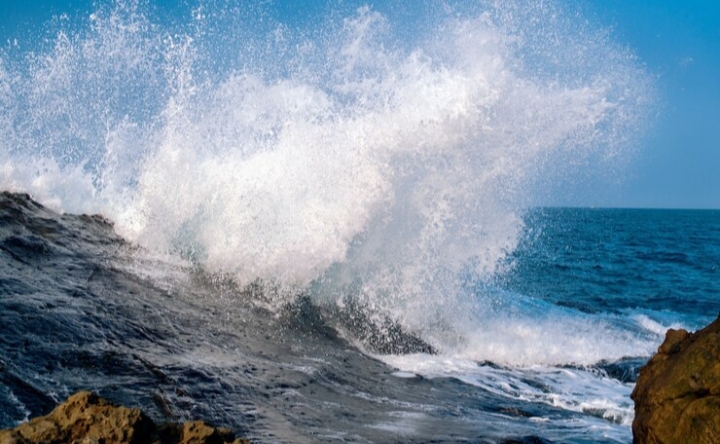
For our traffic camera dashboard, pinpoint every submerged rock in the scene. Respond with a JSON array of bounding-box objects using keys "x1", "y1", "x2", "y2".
[
  {"x1": 0, "y1": 391, "x2": 250, "y2": 444},
  {"x1": 631, "y1": 315, "x2": 720, "y2": 443}
]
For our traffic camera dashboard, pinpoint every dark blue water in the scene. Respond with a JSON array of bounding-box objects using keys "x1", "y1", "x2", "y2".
[{"x1": 503, "y1": 208, "x2": 719, "y2": 327}]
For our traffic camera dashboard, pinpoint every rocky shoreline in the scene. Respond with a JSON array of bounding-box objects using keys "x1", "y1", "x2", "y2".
[
  {"x1": 0, "y1": 391, "x2": 250, "y2": 444},
  {"x1": 3, "y1": 315, "x2": 719, "y2": 444},
  {"x1": 632, "y1": 314, "x2": 720, "y2": 443}
]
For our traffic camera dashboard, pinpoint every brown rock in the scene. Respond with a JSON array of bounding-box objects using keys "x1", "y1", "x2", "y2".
[
  {"x1": 0, "y1": 391, "x2": 250, "y2": 444},
  {"x1": 631, "y1": 315, "x2": 720, "y2": 443},
  {"x1": 180, "y1": 421, "x2": 229, "y2": 444},
  {"x1": 0, "y1": 391, "x2": 154, "y2": 444}
]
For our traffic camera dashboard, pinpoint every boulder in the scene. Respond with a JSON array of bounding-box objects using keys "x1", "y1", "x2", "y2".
[
  {"x1": 631, "y1": 315, "x2": 720, "y2": 443},
  {"x1": 0, "y1": 391, "x2": 250, "y2": 444}
]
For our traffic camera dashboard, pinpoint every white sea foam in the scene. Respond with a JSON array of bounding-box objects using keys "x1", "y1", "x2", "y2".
[
  {"x1": 634, "y1": 313, "x2": 688, "y2": 336},
  {"x1": 0, "y1": 0, "x2": 654, "y2": 357},
  {"x1": 382, "y1": 352, "x2": 636, "y2": 429}
]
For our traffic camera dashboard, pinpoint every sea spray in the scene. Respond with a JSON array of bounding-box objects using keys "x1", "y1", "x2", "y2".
[{"x1": 0, "y1": 0, "x2": 654, "y2": 357}]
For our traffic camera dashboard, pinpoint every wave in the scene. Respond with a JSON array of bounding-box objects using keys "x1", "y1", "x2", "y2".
[{"x1": 0, "y1": 0, "x2": 655, "y2": 360}]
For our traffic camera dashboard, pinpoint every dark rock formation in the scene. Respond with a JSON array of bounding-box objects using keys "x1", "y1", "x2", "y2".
[
  {"x1": 631, "y1": 315, "x2": 720, "y2": 443},
  {"x1": 0, "y1": 391, "x2": 250, "y2": 444}
]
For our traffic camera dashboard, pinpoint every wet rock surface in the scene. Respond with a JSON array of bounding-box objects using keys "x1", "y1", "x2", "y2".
[
  {"x1": 631, "y1": 314, "x2": 720, "y2": 443},
  {"x1": 0, "y1": 391, "x2": 250, "y2": 444}
]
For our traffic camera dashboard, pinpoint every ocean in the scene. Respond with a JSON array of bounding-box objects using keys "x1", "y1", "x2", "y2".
[
  {"x1": 0, "y1": 1, "x2": 713, "y2": 443},
  {"x1": 2, "y1": 194, "x2": 717, "y2": 443}
]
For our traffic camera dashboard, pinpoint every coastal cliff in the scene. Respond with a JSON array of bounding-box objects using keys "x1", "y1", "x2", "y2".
[
  {"x1": 0, "y1": 391, "x2": 250, "y2": 444},
  {"x1": 631, "y1": 315, "x2": 720, "y2": 443}
]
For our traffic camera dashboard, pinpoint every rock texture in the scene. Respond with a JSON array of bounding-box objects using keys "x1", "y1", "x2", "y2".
[
  {"x1": 0, "y1": 391, "x2": 250, "y2": 444},
  {"x1": 631, "y1": 314, "x2": 720, "y2": 444}
]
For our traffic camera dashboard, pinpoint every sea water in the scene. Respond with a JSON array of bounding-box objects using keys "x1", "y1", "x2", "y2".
[{"x1": 1, "y1": 1, "x2": 712, "y2": 443}]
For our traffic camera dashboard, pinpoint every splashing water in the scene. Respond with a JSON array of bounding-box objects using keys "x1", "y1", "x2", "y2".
[{"x1": 0, "y1": 0, "x2": 654, "y2": 361}]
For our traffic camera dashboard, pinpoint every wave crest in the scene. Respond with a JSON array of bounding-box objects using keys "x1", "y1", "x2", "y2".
[{"x1": 0, "y1": 0, "x2": 654, "y2": 354}]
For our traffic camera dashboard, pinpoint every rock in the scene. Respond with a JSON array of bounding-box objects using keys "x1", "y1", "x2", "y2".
[
  {"x1": 631, "y1": 315, "x2": 720, "y2": 443},
  {"x1": 179, "y1": 421, "x2": 236, "y2": 444},
  {"x1": 0, "y1": 391, "x2": 250, "y2": 444}
]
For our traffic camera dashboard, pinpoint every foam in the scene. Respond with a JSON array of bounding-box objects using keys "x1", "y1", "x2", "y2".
[
  {"x1": 382, "y1": 353, "x2": 636, "y2": 428},
  {"x1": 633, "y1": 313, "x2": 688, "y2": 336},
  {"x1": 0, "y1": 0, "x2": 654, "y2": 356},
  {"x1": 454, "y1": 307, "x2": 658, "y2": 366}
]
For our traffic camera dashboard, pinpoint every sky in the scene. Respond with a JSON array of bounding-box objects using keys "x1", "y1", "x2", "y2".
[
  {"x1": 0, "y1": 0, "x2": 718, "y2": 209},
  {"x1": 582, "y1": 0, "x2": 720, "y2": 209}
]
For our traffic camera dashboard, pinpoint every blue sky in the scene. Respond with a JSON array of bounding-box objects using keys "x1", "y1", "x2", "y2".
[
  {"x1": 583, "y1": 0, "x2": 720, "y2": 209},
  {"x1": 1, "y1": 0, "x2": 718, "y2": 209}
]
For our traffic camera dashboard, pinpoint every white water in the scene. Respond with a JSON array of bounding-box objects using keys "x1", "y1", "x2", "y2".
[
  {"x1": 383, "y1": 354, "x2": 638, "y2": 444},
  {"x1": 0, "y1": 0, "x2": 655, "y2": 364}
]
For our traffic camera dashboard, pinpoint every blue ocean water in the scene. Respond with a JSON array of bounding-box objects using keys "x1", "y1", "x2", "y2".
[
  {"x1": 0, "y1": 1, "x2": 707, "y2": 443},
  {"x1": 504, "y1": 208, "x2": 719, "y2": 327},
  {"x1": 2, "y1": 195, "x2": 715, "y2": 444},
  {"x1": 378, "y1": 208, "x2": 720, "y2": 442}
]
